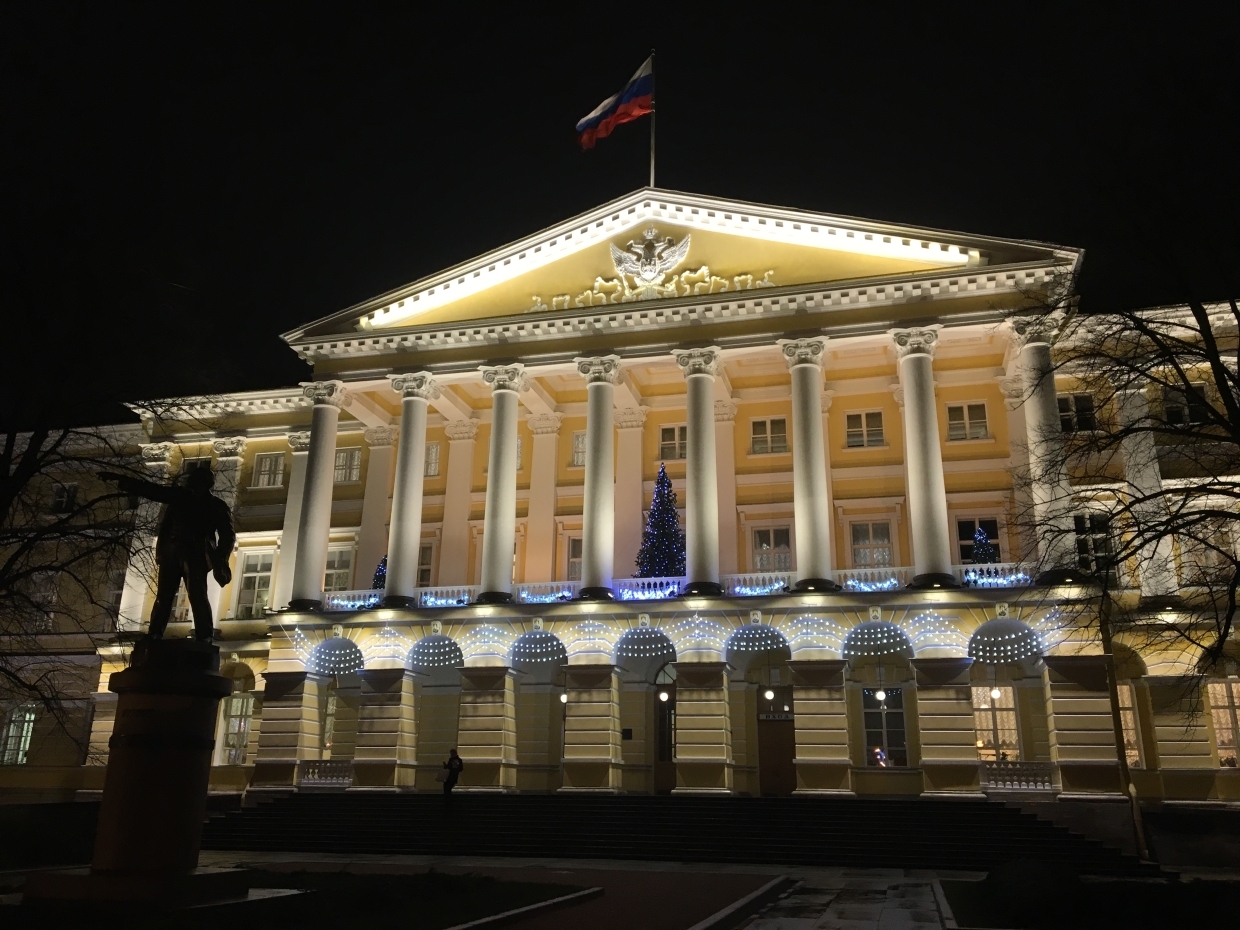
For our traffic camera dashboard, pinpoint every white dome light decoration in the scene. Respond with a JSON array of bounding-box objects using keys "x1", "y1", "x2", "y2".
[
  {"x1": 510, "y1": 629, "x2": 569, "y2": 665},
  {"x1": 841, "y1": 621, "x2": 914, "y2": 660},
  {"x1": 666, "y1": 614, "x2": 729, "y2": 659},
  {"x1": 460, "y1": 624, "x2": 515, "y2": 664},
  {"x1": 405, "y1": 633, "x2": 464, "y2": 670},
  {"x1": 902, "y1": 612, "x2": 969, "y2": 657},
  {"x1": 782, "y1": 614, "x2": 846, "y2": 658},
  {"x1": 561, "y1": 620, "x2": 617, "y2": 661},
  {"x1": 363, "y1": 626, "x2": 413, "y2": 669},
  {"x1": 967, "y1": 617, "x2": 1044, "y2": 664},
  {"x1": 615, "y1": 627, "x2": 676, "y2": 662},
  {"x1": 306, "y1": 636, "x2": 365, "y2": 675}
]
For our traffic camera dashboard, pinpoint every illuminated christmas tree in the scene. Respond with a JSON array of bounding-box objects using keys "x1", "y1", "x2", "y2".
[
  {"x1": 971, "y1": 526, "x2": 998, "y2": 564},
  {"x1": 635, "y1": 463, "x2": 686, "y2": 577},
  {"x1": 372, "y1": 555, "x2": 387, "y2": 589}
]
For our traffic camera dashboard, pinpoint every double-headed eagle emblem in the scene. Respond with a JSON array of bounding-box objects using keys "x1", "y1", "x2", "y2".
[{"x1": 610, "y1": 226, "x2": 692, "y2": 300}]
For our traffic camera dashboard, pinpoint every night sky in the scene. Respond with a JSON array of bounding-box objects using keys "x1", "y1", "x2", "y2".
[{"x1": 3, "y1": 5, "x2": 1237, "y2": 427}]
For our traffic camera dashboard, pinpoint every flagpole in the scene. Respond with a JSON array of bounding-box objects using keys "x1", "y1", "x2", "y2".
[{"x1": 649, "y1": 49, "x2": 656, "y2": 189}]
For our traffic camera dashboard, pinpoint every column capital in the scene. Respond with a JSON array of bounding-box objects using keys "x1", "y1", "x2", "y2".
[
  {"x1": 140, "y1": 442, "x2": 175, "y2": 477},
  {"x1": 714, "y1": 400, "x2": 738, "y2": 422},
  {"x1": 575, "y1": 355, "x2": 622, "y2": 384},
  {"x1": 890, "y1": 383, "x2": 905, "y2": 408},
  {"x1": 301, "y1": 380, "x2": 352, "y2": 408},
  {"x1": 889, "y1": 327, "x2": 940, "y2": 360},
  {"x1": 672, "y1": 346, "x2": 721, "y2": 378},
  {"x1": 211, "y1": 436, "x2": 247, "y2": 461},
  {"x1": 389, "y1": 371, "x2": 441, "y2": 400},
  {"x1": 364, "y1": 425, "x2": 399, "y2": 447},
  {"x1": 821, "y1": 389, "x2": 835, "y2": 413},
  {"x1": 1008, "y1": 312, "x2": 1064, "y2": 351},
  {"x1": 997, "y1": 376, "x2": 1026, "y2": 410},
  {"x1": 777, "y1": 336, "x2": 829, "y2": 370},
  {"x1": 287, "y1": 431, "x2": 313, "y2": 452},
  {"x1": 527, "y1": 413, "x2": 563, "y2": 435},
  {"x1": 615, "y1": 406, "x2": 648, "y2": 430},
  {"x1": 445, "y1": 419, "x2": 479, "y2": 441},
  {"x1": 479, "y1": 364, "x2": 528, "y2": 393}
]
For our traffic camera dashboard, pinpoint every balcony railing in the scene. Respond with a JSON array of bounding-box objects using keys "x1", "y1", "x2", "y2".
[
  {"x1": 514, "y1": 581, "x2": 581, "y2": 604},
  {"x1": 323, "y1": 589, "x2": 383, "y2": 611},
  {"x1": 833, "y1": 567, "x2": 910, "y2": 592},
  {"x1": 615, "y1": 576, "x2": 685, "y2": 601},
  {"x1": 957, "y1": 563, "x2": 1032, "y2": 588},
  {"x1": 981, "y1": 760, "x2": 1056, "y2": 791},
  {"x1": 296, "y1": 759, "x2": 354, "y2": 789},
  {"x1": 416, "y1": 585, "x2": 480, "y2": 608},
  {"x1": 722, "y1": 572, "x2": 795, "y2": 596}
]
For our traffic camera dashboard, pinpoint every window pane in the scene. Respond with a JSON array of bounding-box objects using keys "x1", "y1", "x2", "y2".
[
  {"x1": 967, "y1": 404, "x2": 988, "y2": 439},
  {"x1": 754, "y1": 530, "x2": 771, "y2": 550},
  {"x1": 1075, "y1": 395, "x2": 1096, "y2": 430},
  {"x1": 773, "y1": 528, "x2": 790, "y2": 550},
  {"x1": 424, "y1": 442, "x2": 440, "y2": 477},
  {"x1": 947, "y1": 406, "x2": 967, "y2": 441},
  {"x1": 851, "y1": 524, "x2": 871, "y2": 545},
  {"x1": 958, "y1": 519, "x2": 977, "y2": 542},
  {"x1": 846, "y1": 414, "x2": 864, "y2": 448},
  {"x1": 865, "y1": 411, "x2": 884, "y2": 445},
  {"x1": 752, "y1": 419, "x2": 769, "y2": 454},
  {"x1": 770, "y1": 419, "x2": 787, "y2": 453},
  {"x1": 871, "y1": 522, "x2": 890, "y2": 544}
]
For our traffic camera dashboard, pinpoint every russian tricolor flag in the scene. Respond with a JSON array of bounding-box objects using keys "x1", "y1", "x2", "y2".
[{"x1": 576, "y1": 57, "x2": 653, "y2": 150}]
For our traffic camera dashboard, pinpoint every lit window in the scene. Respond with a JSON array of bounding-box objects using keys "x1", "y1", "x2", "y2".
[
  {"x1": 1074, "y1": 513, "x2": 1113, "y2": 577},
  {"x1": 1208, "y1": 679, "x2": 1240, "y2": 767},
  {"x1": 851, "y1": 522, "x2": 892, "y2": 568},
  {"x1": 424, "y1": 442, "x2": 440, "y2": 477},
  {"x1": 1058, "y1": 394, "x2": 1097, "y2": 433},
  {"x1": 236, "y1": 552, "x2": 274, "y2": 620},
  {"x1": 417, "y1": 544, "x2": 434, "y2": 587},
  {"x1": 751, "y1": 418, "x2": 788, "y2": 455},
  {"x1": 219, "y1": 693, "x2": 254, "y2": 765},
  {"x1": 252, "y1": 453, "x2": 285, "y2": 488},
  {"x1": 863, "y1": 688, "x2": 907, "y2": 767},
  {"x1": 972, "y1": 686, "x2": 1019, "y2": 761},
  {"x1": 322, "y1": 688, "x2": 338, "y2": 755},
  {"x1": 571, "y1": 431, "x2": 587, "y2": 467},
  {"x1": 1117, "y1": 682, "x2": 1144, "y2": 769},
  {"x1": 567, "y1": 537, "x2": 583, "y2": 581},
  {"x1": 49, "y1": 483, "x2": 78, "y2": 514},
  {"x1": 334, "y1": 448, "x2": 361, "y2": 483},
  {"x1": 659, "y1": 425, "x2": 687, "y2": 460},
  {"x1": 957, "y1": 518, "x2": 1001, "y2": 564},
  {"x1": 753, "y1": 528, "x2": 791, "y2": 572},
  {"x1": 324, "y1": 549, "x2": 353, "y2": 592},
  {"x1": 947, "y1": 403, "x2": 988, "y2": 441},
  {"x1": 845, "y1": 411, "x2": 884, "y2": 448},
  {"x1": 0, "y1": 705, "x2": 36, "y2": 765},
  {"x1": 1165, "y1": 384, "x2": 1209, "y2": 427}
]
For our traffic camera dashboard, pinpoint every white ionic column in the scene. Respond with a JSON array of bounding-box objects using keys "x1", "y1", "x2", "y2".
[
  {"x1": 209, "y1": 436, "x2": 246, "y2": 621},
  {"x1": 383, "y1": 373, "x2": 439, "y2": 605},
  {"x1": 778, "y1": 337, "x2": 837, "y2": 591},
  {"x1": 613, "y1": 407, "x2": 646, "y2": 580},
  {"x1": 356, "y1": 425, "x2": 397, "y2": 599},
  {"x1": 290, "y1": 381, "x2": 350, "y2": 609},
  {"x1": 890, "y1": 328, "x2": 955, "y2": 587},
  {"x1": 116, "y1": 442, "x2": 175, "y2": 632},
  {"x1": 1116, "y1": 388, "x2": 1177, "y2": 600},
  {"x1": 272, "y1": 431, "x2": 311, "y2": 610},
  {"x1": 1009, "y1": 314, "x2": 1077, "y2": 580},
  {"x1": 478, "y1": 365, "x2": 527, "y2": 602},
  {"x1": 576, "y1": 356, "x2": 621, "y2": 598},
  {"x1": 674, "y1": 347, "x2": 723, "y2": 596},
  {"x1": 438, "y1": 419, "x2": 477, "y2": 585},
  {"x1": 714, "y1": 400, "x2": 739, "y2": 576},
  {"x1": 524, "y1": 413, "x2": 562, "y2": 584}
]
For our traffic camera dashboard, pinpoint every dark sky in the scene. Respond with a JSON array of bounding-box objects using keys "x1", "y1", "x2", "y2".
[{"x1": 3, "y1": 4, "x2": 1238, "y2": 427}]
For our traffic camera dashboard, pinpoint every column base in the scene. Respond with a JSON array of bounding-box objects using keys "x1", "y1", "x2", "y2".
[
  {"x1": 380, "y1": 595, "x2": 418, "y2": 609},
  {"x1": 909, "y1": 572, "x2": 958, "y2": 589},
  {"x1": 682, "y1": 581, "x2": 725, "y2": 597},
  {"x1": 475, "y1": 590, "x2": 514, "y2": 604},
  {"x1": 792, "y1": 577, "x2": 839, "y2": 593},
  {"x1": 287, "y1": 598, "x2": 323, "y2": 611},
  {"x1": 1035, "y1": 567, "x2": 1083, "y2": 586},
  {"x1": 577, "y1": 586, "x2": 614, "y2": 601}
]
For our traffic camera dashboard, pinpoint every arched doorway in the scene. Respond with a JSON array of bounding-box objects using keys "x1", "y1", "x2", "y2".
[{"x1": 725, "y1": 623, "x2": 795, "y2": 795}]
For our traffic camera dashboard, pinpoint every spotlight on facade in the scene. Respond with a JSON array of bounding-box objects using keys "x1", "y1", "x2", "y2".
[
  {"x1": 764, "y1": 689, "x2": 775, "y2": 700},
  {"x1": 875, "y1": 689, "x2": 887, "y2": 702},
  {"x1": 658, "y1": 691, "x2": 669, "y2": 702},
  {"x1": 990, "y1": 687, "x2": 1002, "y2": 700}
]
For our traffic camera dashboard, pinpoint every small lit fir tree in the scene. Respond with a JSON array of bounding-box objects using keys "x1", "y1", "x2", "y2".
[
  {"x1": 971, "y1": 526, "x2": 998, "y2": 564},
  {"x1": 372, "y1": 555, "x2": 387, "y2": 589},
  {"x1": 635, "y1": 463, "x2": 686, "y2": 577}
]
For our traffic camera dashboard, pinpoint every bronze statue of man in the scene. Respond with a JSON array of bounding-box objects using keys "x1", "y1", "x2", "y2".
[{"x1": 102, "y1": 469, "x2": 235, "y2": 641}]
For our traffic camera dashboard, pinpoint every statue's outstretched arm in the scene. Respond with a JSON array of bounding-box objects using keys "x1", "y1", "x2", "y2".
[{"x1": 99, "y1": 473, "x2": 177, "y2": 503}]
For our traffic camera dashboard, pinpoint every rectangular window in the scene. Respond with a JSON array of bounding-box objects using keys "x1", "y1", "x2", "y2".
[
  {"x1": 659, "y1": 425, "x2": 687, "y2": 461},
  {"x1": 1074, "y1": 513, "x2": 1113, "y2": 577},
  {"x1": 49, "y1": 483, "x2": 78, "y2": 514},
  {"x1": 750, "y1": 418, "x2": 788, "y2": 455},
  {"x1": 753, "y1": 527, "x2": 792, "y2": 572},
  {"x1": 863, "y1": 687, "x2": 907, "y2": 766},
  {"x1": 220, "y1": 693, "x2": 254, "y2": 765},
  {"x1": 1208, "y1": 680, "x2": 1240, "y2": 767},
  {"x1": 851, "y1": 522, "x2": 892, "y2": 568},
  {"x1": 567, "y1": 537, "x2": 583, "y2": 581},
  {"x1": 1058, "y1": 394, "x2": 1097, "y2": 433},
  {"x1": 334, "y1": 448, "x2": 362, "y2": 483},
  {"x1": 182, "y1": 457, "x2": 212, "y2": 475},
  {"x1": 417, "y1": 544, "x2": 434, "y2": 587},
  {"x1": 845, "y1": 411, "x2": 885, "y2": 448},
  {"x1": 105, "y1": 568, "x2": 125, "y2": 619},
  {"x1": 324, "y1": 549, "x2": 353, "y2": 592},
  {"x1": 0, "y1": 705, "x2": 36, "y2": 765},
  {"x1": 947, "y1": 403, "x2": 989, "y2": 441},
  {"x1": 236, "y1": 552, "x2": 274, "y2": 620},
  {"x1": 571, "y1": 431, "x2": 587, "y2": 467},
  {"x1": 424, "y1": 441, "x2": 440, "y2": 477},
  {"x1": 252, "y1": 453, "x2": 285, "y2": 488},
  {"x1": 1165, "y1": 384, "x2": 1209, "y2": 426},
  {"x1": 972, "y1": 686, "x2": 1019, "y2": 761},
  {"x1": 957, "y1": 518, "x2": 1001, "y2": 564},
  {"x1": 1117, "y1": 682, "x2": 1144, "y2": 769}
]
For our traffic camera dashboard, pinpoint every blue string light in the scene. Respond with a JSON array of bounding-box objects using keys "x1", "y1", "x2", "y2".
[
  {"x1": 635, "y1": 463, "x2": 686, "y2": 579},
  {"x1": 842, "y1": 577, "x2": 902, "y2": 592}
]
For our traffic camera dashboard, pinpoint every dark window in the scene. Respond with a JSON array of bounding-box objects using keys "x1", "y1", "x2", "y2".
[
  {"x1": 1074, "y1": 513, "x2": 1113, "y2": 577},
  {"x1": 863, "y1": 687, "x2": 907, "y2": 767},
  {"x1": 659, "y1": 426, "x2": 687, "y2": 460},
  {"x1": 1058, "y1": 394, "x2": 1096, "y2": 433},
  {"x1": 957, "y1": 518, "x2": 1001, "y2": 563},
  {"x1": 621, "y1": 728, "x2": 633, "y2": 741},
  {"x1": 1165, "y1": 385, "x2": 1210, "y2": 426}
]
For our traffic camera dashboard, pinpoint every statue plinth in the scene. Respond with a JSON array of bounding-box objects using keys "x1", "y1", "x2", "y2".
[{"x1": 25, "y1": 639, "x2": 249, "y2": 906}]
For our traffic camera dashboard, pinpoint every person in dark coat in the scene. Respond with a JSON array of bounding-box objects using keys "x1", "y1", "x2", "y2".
[
  {"x1": 101, "y1": 468, "x2": 235, "y2": 641},
  {"x1": 443, "y1": 748, "x2": 464, "y2": 796}
]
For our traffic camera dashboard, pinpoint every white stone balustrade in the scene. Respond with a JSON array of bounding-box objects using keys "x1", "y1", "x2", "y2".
[
  {"x1": 513, "y1": 582, "x2": 581, "y2": 604},
  {"x1": 833, "y1": 567, "x2": 911, "y2": 592},
  {"x1": 721, "y1": 572, "x2": 796, "y2": 596},
  {"x1": 614, "y1": 577, "x2": 686, "y2": 601}
]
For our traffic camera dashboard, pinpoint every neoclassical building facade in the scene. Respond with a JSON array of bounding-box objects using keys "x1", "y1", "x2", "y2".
[{"x1": 6, "y1": 189, "x2": 1238, "y2": 802}]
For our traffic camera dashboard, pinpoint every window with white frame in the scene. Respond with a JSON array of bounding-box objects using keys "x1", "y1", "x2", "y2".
[
  {"x1": 252, "y1": 453, "x2": 285, "y2": 488},
  {"x1": 845, "y1": 411, "x2": 884, "y2": 448},
  {"x1": 1165, "y1": 383, "x2": 1209, "y2": 426},
  {"x1": 1, "y1": 704, "x2": 36, "y2": 765},
  {"x1": 334, "y1": 448, "x2": 361, "y2": 483},
  {"x1": 752, "y1": 527, "x2": 792, "y2": 572},
  {"x1": 751, "y1": 418, "x2": 788, "y2": 455},
  {"x1": 1074, "y1": 513, "x2": 1114, "y2": 577},
  {"x1": 659, "y1": 425, "x2": 687, "y2": 460},
  {"x1": 566, "y1": 537, "x2": 583, "y2": 581},
  {"x1": 417, "y1": 544, "x2": 435, "y2": 587},
  {"x1": 323, "y1": 549, "x2": 353, "y2": 592},
  {"x1": 850, "y1": 522, "x2": 892, "y2": 568},
  {"x1": 957, "y1": 518, "x2": 1001, "y2": 564},
  {"x1": 235, "y1": 552, "x2": 274, "y2": 620},
  {"x1": 947, "y1": 403, "x2": 989, "y2": 441},
  {"x1": 104, "y1": 568, "x2": 125, "y2": 619},
  {"x1": 1058, "y1": 394, "x2": 1097, "y2": 433},
  {"x1": 1208, "y1": 679, "x2": 1239, "y2": 767},
  {"x1": 49, "y1": 483, "x2": 78, "y2": 514},
  {"x1": 1118, "y1": 681, "x2": 1144, "y2": 768},
  {"x1": 571, "y1": 431, "x2": 587, "y2": 467},
  {"x1": 863, "y1": 688, "x2": 907, "y2": 766},
  {"x1": 424, "y1": 442, "x2": 440, "y2": 477},
  {"x1": 218, "y1": 693, "x2": 254, "y2": 765},
  {"x1": 972, "y1": 685, "x2": 1019, "y2": 761}
]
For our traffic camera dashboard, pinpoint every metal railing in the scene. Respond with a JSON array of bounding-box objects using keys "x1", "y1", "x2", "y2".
[
  {"x1": 956, "y1": 563, "x2": 1032, "y2": 588},
  {"x1": 296, "y1": 759, "x2": 354, "y2": 789},
  {"x1": 514, "y1": 581, "x2": 581, "y2": 604},
  {"x1": 721, "y1": 572, "x2": 795, "y2": 596},
  {"x1": 981, "y1": 760, "x2": 1056, "y2": 790},
  {"x1": 833, "y1": 567, "x2": 910, "y2": 592},
  {"x1": 614, "y1": 576, "x2": 685, "y2": 601}
]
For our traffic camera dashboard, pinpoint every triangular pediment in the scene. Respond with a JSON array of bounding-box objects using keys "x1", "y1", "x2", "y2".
[{"x1": 286, "y1": 188, "x2": 1076, "y2": 342}]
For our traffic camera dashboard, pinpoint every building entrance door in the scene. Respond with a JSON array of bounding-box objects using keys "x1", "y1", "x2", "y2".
[
  {"x1": 757, "y1": 686, "x2": 796, "y2": 796},
  {"x1": 653, "y1": 683, "x2": 676, "y2": 794}
]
